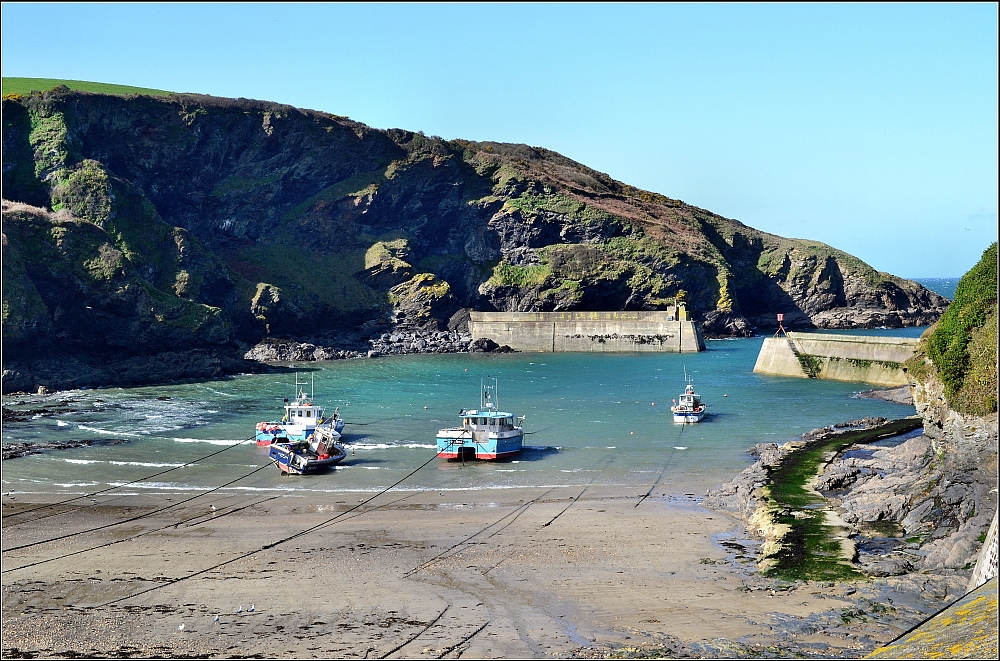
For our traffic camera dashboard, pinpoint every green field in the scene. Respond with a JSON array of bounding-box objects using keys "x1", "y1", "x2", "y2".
[{"x1": 2, "y1": 77, "x2": 172, "y2": 97}]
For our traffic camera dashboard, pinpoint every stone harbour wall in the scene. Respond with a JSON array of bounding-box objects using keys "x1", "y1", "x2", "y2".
[
  {"x1": 753, "y1": 332, "x2": 918, "y2": 386},
  {"x1": 468, "y1": 311, "x2": 705, "y2": 353}
]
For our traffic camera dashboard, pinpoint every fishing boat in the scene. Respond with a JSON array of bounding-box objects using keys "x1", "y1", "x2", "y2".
[
  {"x1": 268, "y1": 422, "x2": 348, "y2": 475},
  {"x1": 254, "y1": 375, "x2": 344, "y2": 446},
  {"x1": 437, "y1": 377, "x2": 525, "y2": 460},
  {"x1": 670, "y1": 370, "x2": 706, "y2": 423}
]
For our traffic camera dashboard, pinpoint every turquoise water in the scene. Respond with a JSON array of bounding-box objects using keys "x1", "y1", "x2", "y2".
[{"x1": 1, "y1": 336, "x2": 920, "y2": 500}]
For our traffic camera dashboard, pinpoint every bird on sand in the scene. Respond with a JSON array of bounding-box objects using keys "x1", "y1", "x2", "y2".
[
  {"x1": 178, "y1": 624, "x2": 185, "y2": 631},
  {"x1": 248, "y1": 604, "x2": 255, "y2": 612},
  {"x1": 236, "y1": 606, "x2": 243, "y2": 614}
]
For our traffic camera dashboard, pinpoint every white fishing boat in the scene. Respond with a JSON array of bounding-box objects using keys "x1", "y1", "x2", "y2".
[
  {"x1": 254, "y1": 375, "x2": 344, "y2": 445},
  {"x1": 437, "y1": 377, "x2": 525, "y2": 460},
  {"x1": 254, "y1": 375, "x2": 348, "y2": 474},
  {"x1": 670, "y1": 370, "x2": 706, "y2": 423}
]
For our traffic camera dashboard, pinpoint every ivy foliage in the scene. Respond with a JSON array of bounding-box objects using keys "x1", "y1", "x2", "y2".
[{"x1": 923, "y1": 243, "x2": 997, "y2": 413}]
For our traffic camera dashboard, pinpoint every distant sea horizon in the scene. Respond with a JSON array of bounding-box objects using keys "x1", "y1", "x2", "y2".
[{"x1": 913, "y1": 277, "x2": 959, "y2": 300}]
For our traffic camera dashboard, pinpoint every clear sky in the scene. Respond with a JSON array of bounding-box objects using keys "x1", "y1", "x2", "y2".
[{"x1": 2, "y1": 2, "x2": 996, "y2": 278}]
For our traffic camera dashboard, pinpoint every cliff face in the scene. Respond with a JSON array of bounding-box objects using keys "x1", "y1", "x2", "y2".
[
  {"x1": 903, "y1": 244, "x2": 998, "y2": 572},
  {"x1": 2, "y1": 88, "x2": 949, "y2": 391},
  {"x1": 704, "y1": 246, "x2": 996, "y2": 582}
]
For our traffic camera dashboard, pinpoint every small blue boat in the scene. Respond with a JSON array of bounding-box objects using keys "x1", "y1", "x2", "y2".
[
  {"x1": 437, "y1": 377, "x2": 524, "y2": 460},
  {"x1": 268, "y1": 430, "x2": 347, "y2": 475}
]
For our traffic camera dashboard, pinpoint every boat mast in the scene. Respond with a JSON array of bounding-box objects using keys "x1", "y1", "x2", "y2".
[{"x1": 481, "y1": 376, "x2": 499, "y2": 411}]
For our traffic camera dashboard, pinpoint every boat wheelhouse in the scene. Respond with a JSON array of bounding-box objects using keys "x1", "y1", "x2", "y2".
[
  {"x1": 437, "y1": 378, "x2": 524, "y2": 460},
  {"x1": 255, "y1": 375, "x2": 344, "y2": 445},
  {"x1": 670, "y1": 370, "x2": 706, "y2": 423}
]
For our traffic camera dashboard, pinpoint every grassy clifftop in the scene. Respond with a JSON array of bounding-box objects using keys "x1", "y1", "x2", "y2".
[
  {"x1": 906, "y1": 242, "x2": 997, "y2": 416},
  {"x1": 2, "y1": 77, "x2": 172, "y2": 97}
]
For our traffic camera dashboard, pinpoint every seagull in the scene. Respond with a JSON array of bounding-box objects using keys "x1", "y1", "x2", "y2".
[
  {"x1": 248, "y1": 604, "x2": 255, "y2": 612},
  {"x1": 214, "y1": 615, "x2": 220, "y2": 623},
  {"x1": 210, "y1": 505, "x2": 217, "y2": 512},
  {"x1": 236, "y1": 606, "x2": 242, "y2": 614},
  {"x1": 178, "y1": 624, "x2": 185, "y2": 631}
]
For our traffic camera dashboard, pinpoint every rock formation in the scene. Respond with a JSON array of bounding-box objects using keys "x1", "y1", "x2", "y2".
[
  {"x1": 2, "y1": 87, "x2": 949, "y2": 391},
  {"x1": 707, "y1": 243, "x2": 998, "y2": 584}
]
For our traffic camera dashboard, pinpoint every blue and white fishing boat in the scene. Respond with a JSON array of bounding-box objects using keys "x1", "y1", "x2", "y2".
[
  {"x1": 437, "y1": 377, "x2": 525, "y2": 460},
  {"x1": 670, "y1": 369, "x2": 706, "y2": 423},
  {"x1": 255, "y1": 375, "x2": 344, "y2": 445},
  {"x1": 267, "y1": 424, "x2": 347, "y2": 475}
]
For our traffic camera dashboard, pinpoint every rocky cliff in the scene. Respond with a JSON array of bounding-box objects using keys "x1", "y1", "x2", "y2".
[
  {"x1": 707, "y1": 243, "x2": 997, "y2": 584},
  {"x1": 2, "y1": 87, "x2": 949, "y2": 392}
]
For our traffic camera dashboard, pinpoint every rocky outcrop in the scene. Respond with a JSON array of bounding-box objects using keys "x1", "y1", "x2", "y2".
[
  {"x1": 857, "y1": 385, "x2": 914, "y2": 405},
  {"x1": 368, "y1": 329, "x2": 472, "y2": 356},
  {"x1": 1, "y1": 87, "x2": 948, "y2": 391},
  {"x1": 2, "y1": 438, "x2": 129, "y2": 461},
  {"x1": 707, "y1": 245, "x2": 997, "y2": 583},
  {"x1": 365, "y1": 329, "x2": 511, "y2": 357},
  {"x1": 708, "y1": 412, "x2": 995, "y2": 580},
  {"x1": 243, "y1": 338, "x2": 363, "y2": 362},
  {"x1": 704, "y1": 418, "x2": 890, "y2": 522},
  {"x1": 814, "y1": 423, "x2": 995, "y2": 576}
]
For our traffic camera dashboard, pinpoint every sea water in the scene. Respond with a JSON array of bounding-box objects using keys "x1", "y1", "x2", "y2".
[{"x1": 1, "y1": 334, "x2": 925, "y2": 501}]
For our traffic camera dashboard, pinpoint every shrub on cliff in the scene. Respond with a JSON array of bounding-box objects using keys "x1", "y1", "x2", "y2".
[{"x1": 906, "y1": 242, "x2": 997, "y2": 415}]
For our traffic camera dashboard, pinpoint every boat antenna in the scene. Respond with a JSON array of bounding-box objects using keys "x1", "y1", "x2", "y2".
[{"x1": 482, "y1": 376, "x2": 498, "y2": 410}]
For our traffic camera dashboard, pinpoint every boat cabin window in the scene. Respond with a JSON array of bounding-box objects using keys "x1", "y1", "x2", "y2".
[{"x1": 306, "y1": 410, "x2": 311, "y2": 418}]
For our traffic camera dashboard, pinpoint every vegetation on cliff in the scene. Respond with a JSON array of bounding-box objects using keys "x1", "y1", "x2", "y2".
[
  {"x1": 1, "y1": 80, "x2": 952, "y2": 390},
  {"x1": 905, "y1": 243, "x2": 998, "y2": 416}
]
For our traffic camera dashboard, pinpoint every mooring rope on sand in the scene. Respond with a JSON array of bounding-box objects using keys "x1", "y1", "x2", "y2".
[
  {"x1": 403, "y1": 488, "x2": 554, "y2": 579},
  {"x1": 3, "y1": 461, "x2": 273, "y2": 553},
  {"x1": 93, "y1": 448, "x2": 443, "y2": 607},
  {"x1": 3, "y1": 435, "x2": 256, "y2": 522},
  {"x1": 3, "y1": 496, "x2": 279, "y2": 573},
  {"x1": 635, "y1": 423, "x2": 684, "y2": 508}
]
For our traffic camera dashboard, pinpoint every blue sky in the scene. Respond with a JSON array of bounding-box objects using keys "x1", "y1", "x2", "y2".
[{"x1": 2, "y1": 2, "x2": 996, "y2": 278}]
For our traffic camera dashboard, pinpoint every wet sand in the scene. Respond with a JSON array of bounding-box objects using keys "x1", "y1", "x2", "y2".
[{"x1": 1, "y1": 484, "x2": 965, "y2": 658}]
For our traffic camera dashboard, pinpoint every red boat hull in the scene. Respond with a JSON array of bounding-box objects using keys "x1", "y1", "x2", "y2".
[{"x1": 436, "y1": 449, "x2": 521, "y2": 461}]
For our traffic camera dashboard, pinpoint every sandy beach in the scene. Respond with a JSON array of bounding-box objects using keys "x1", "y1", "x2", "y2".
[{"x1": 1, "y1": 480, "x2": 967, "y2": 659}]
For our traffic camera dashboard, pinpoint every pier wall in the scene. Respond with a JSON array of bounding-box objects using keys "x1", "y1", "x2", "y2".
[
  {"x1": 469, "y1": 311, "x2": 705, "y2": 353},
  {"x1": 866, "y1": 576, "x2": 997, "y2": 659},
  {"x1": 753, "y1": 332, "x2": 919, "y2": 386}
]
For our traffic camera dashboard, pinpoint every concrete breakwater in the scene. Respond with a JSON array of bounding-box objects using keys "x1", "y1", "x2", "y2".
[
  {"x1": 753, "y1": 332, "x2": 918, "y2": 386},
  {"x1": 469, "y1": 310, "x2": 705, "y2": 353}
]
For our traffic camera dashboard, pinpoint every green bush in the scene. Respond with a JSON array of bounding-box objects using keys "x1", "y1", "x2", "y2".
[
  {"x1": 923, "y1": 243, "x2": 998, "y2": 413},
  {"x1": 488, "y1": 262, "x2": 551, "y2": 287}
]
